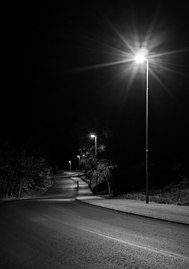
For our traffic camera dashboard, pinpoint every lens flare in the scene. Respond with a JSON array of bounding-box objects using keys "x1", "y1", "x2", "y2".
[
  {"x1": 134, "y1": 48, "x2": 149, "y2": 63},
  {"x1": 71, "y1": 10, "x2": 189, "y2": 97}
]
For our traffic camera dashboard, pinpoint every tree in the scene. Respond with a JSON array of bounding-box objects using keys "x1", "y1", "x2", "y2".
[
  {"x1": 0, "y1": 141, "x2": 53, "y2": 199},
  {"x1": 78, "y1": 143, "x2": 116, "y2": 195}
]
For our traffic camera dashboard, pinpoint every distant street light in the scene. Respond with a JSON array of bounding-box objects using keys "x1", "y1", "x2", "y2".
[
  {"x1": 134, "y1": 47, "x2": 149, "y2": 204},
  {"x1": 90, "y1": 134, "x2": 97, "y2": 155},
  {"x1": 68, "y1": 160, "x2": 71, "y2": 172},
  {"x1": 77, "y1": 155, "x2": 80, "y2": 171}
]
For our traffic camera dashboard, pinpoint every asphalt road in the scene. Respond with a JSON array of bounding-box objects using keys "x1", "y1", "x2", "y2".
[{"x1": 0, "y1": 172, "x2": 189, "y2": 269}]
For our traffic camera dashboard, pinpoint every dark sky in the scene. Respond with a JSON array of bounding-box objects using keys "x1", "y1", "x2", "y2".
[{"x1": 2, "y1": 0, "x2": 189, "y2": 168}]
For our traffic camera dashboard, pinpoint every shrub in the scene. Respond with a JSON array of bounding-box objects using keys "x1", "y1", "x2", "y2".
[{"x1": 0, "y1": 147, "x2": 52, "y2": 198}]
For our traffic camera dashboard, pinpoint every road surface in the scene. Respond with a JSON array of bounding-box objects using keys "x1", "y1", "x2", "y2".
[{"x1": 0, "y1": 171, "x2": 189, "y2": 268}]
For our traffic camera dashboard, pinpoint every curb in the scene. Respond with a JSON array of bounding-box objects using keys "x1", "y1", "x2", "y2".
[
  {"x1": 76, "y1": 198, "x2": 189, "y2": 225},
  {"x1": 76, "y1": 177, "x2": 189, "y2": 226}
]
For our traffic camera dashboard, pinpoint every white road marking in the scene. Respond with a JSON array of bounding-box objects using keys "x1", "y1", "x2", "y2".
[
  {"x1": 35, "y1": 198, "x2": 75, "y2": 202},
  {"x1": 79, "y1": 227, "x2": 189, "y2": 262}
]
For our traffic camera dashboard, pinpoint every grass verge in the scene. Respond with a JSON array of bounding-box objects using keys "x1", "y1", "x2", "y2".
[{"x1": 111, "y1": 177, "x2": 189, "y2": 205}]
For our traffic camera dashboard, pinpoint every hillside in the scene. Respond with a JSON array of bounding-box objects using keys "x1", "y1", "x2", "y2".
[{"x1": 112, "y1": 176, "x2": 189, "y2": 205}]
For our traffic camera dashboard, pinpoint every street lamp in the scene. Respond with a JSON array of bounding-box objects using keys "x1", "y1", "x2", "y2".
[
  {"x1": 77, "y1": 155, "x2": 80, "y2": 171},
  {"x1": 134, "y1": 48, "x2": 149, "y2": 204},
  {"x1": 90, "y1": 134, "x2": 97, "y2": 155},
  {"x1": 68, "y1": 160, "x2": 71, "y2": 172}
]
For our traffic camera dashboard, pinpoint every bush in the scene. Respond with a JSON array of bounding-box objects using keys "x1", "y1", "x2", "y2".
[
  {"x1": 79, "y1": 145, "x2": 115, "y2": 195},
  {"x1": 0, "y1": 147, "x2": 53, "y2": 199}
]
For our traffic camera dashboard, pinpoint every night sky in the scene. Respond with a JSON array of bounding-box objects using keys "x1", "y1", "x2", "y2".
[{"x1": 2, "y1": 0, "x2": 189, "y2": 169}]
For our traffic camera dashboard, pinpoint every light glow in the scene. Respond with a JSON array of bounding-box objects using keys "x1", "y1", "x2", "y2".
[
  {"x1": 72, "y1": 12, "x2": 189, "y2": 97},
  {"x1": 134, "y1": 48, "x2": 148, "y2": 63}
]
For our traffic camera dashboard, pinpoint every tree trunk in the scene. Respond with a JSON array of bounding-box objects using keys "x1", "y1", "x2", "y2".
[
  {"x1": 105, "y1": 175, "x2": 111, "y2": 196},
  {"x1": 107, "y1": 180, "x2": 111, "y2": 195},
  {"x1": 95, "y1": 174, "x2": 98, "y2": 194},
  {"x1": 3, "y1": 175, "x2": 8, "y2": 197},
  {"x1": 10, "y1": 180, "x2": 15, "y2": 198},
  {"x1": 6, "y1": 177, "x2": 12, "y2": 198},
  {"x1": 18, "y1": 178, "x2": 22, "y2": 198}
]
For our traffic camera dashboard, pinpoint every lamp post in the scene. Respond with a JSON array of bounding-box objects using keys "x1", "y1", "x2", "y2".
[
  {"x1": 134, "y1": 48, "x2": 149, "y2": 204},
  {"x1": 77, "y1": 155, "x2": 80, "y2": 171},
  {"x1": 90, "y1": 134, "x2": 97, "y2": 155},
  {"x1": 68, "y1": 160, "x2": 71, "y2": 172}
]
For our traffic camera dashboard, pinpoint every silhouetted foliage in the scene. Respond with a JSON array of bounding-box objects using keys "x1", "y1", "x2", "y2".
[
  {"x1": 0, "y1": 142, "x2": 53, "y2": 199},
  {"x1": 111, "y1": 160, "x2": 189, "y2": 196},
  {"x1": 79, "y1": 144, "x2": 116, "y2": 195}
]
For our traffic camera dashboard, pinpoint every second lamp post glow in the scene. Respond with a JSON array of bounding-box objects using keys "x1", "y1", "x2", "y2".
[
  {"x1": 68, "y1": 160, "x2": 71, "y2": 172},
  {"x1": 90, "y1": 134, "x2": 97, "y2": 155},
  {"x1": 77, "y1": 155, "x2": 80, "y2": 171}
]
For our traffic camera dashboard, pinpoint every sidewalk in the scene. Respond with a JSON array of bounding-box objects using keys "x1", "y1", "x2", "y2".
[{"x1": 73, "y1": 176, "x2": 189, "y2": 225}]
